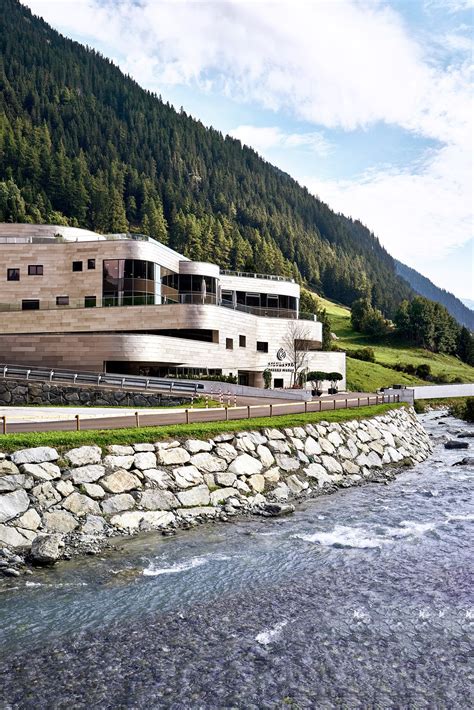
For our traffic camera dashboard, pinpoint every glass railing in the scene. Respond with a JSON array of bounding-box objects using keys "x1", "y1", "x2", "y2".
[{"x1": 220, "y1": 269, "x2": 295, "y2": 283}]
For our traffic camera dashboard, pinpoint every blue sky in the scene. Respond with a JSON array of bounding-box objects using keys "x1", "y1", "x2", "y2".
[{"x1": 23, "y1": 0, "x2": 473, "y2": 302}]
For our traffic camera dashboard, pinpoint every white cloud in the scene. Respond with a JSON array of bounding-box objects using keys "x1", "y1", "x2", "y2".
[{"x1": 230, "y1": 125, "x2": 333, "y2": 157}]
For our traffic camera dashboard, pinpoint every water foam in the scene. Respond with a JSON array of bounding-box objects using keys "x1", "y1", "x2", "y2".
[
  {"x1": 255, "y1": 620, "x2": 288, "y2": 645},
  {"x1": 143, "y1": 556, "x2": 208, "y2": 577}
]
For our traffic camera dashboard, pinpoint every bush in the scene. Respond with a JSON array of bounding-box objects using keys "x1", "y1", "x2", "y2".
[
  {"x1": 347, "y1": 347, "x2": 375, "y2": 363},
  {"x1": 465, "y1": 398, "x2": 474, "y2": 422},
  {"x1": 413, "y1": 400, "x2": 427, "y2": 413},
  {"x1": 415, "y1": 364, "x2": 432, "y2": 380},
  {"x1": 263, "y1": 369, "x2": 272, "y2": 389}
]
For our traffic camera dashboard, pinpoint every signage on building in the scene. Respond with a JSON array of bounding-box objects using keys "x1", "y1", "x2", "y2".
[{"x1": 267, "y1": 349, "x2": 294, "y2": 372}]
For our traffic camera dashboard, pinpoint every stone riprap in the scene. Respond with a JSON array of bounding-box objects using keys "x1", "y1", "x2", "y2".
[
  {"x1": 0, "y1": 379, "x2": 189, "y2": 408},
  {"x1": 0, "y1": 407, "x2": 432, "y2": 568}
]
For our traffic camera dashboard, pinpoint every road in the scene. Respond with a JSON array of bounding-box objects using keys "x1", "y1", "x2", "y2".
[{"x1": 0, "y1": 392, "x2": 396, "y2": 434}]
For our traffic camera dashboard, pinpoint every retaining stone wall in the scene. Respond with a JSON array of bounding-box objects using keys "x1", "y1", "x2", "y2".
[
  {"x1": 0, "y1": 407, "x2": 432, "y2": 565},
  {"x1": 0, "y1": 379, "x2": 188, "y2": 408}
]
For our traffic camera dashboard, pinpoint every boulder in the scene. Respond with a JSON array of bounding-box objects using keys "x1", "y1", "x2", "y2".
[
  {"x1": 320, "y1": 456, "x2": 343, "y2": 475},
  {"x1": 327, "y1": 431, "x2": 344, "y2": 447},
  {"x1": 30, "y1": 534, "x2": 64, "y2": 565},
  {"x1": 0, "y1": 524, "x2": 32, "y2": 548},
  {"x1": 19, "y1": 462, "x2": 61, "y2": 481},
  {"x1": 210, "y1": 487, "x2": 238, "y2": 505},
  {"x1": 133, "y1": 443, "x2": 155, "y2": 452},
  {"x1": 142, "y1": 469, "x2": 173, "y2": 488},
  {"x1": 102, "y1": 454, "x2": 134, "y2": 471},
  {"x1": 248, "y1": 473, "x2": 265, "y2": 493},
  {"x1": 82, "y1": 483, "x2": 105, "y2": 500},
  {"x1": 81, "y1": 515, "x2": 106, "y2": 535},
  {"x1": 342, "y1": 460, "x2": 360, "y2": 475},
  {"x1": 56, "y1": 480, "x2": 74, "y2": 498},
  {"x1": 13, "y1": 508, "x2": 41, "y2": 531},
  {"x1": 100, "y1": 469, "x2": 142, "y2": 494},
  {"x1": 304, "y1": 462, "x2": 328, "y2": 479},
  {"x1": 177, "y1": 507, "x2": 217, "y2": 520},
  {"x1": 228, "y1": 453, "x2": 263, "y2": 476},
  {"x1": 264, "y1": 467, "x2": 280, "y2": 483},
  {"x1": 139, "y1": 511, "x2": 177, "y2": 531},
  {"x1": 286, "y1": 475, "x2": 308, "y2": 494},
  {"x1": 256, "y1": 445, "x2": 275, "y2": 468},
  {"x1": 267, "y1": 440, "x2": 290, "y2": 454},
  {"x1": 235, "y1": 437, "x2": 256, "y2": 453},
  {"x1": 173, "y1": 465, "x2": 204, "y2": 489},
  {"x1": 101, "y1": 494, "x2": 136, "y2": 515},
  {"x1": 133, "y1": 452, "x2": 157, "y2": 470},
  {"x1": 156, "y1": 447, "x2": 190, "y2": 466},
  {"x1": 290, "y1": 437, "x2": 304, "y2": 451},
  {"x1": 176, "y1": 484, "x2": 210, "y2": 507},
  {"x1": 0, "y1": 460, "x2": 20, "y2": 476},
  {"x1": 31, "y1": 481, "x2": 61, "y2": 509},
  {"x1": 110, "y1": 510, "x2": 175, "y2": 531},
  {"x1": 189, "y1": 452, "x2": 226, "y2": 473},
  {"x1": 67, "y1": 464, "x2": 105, "y2": 485},
  {"x1": 214, "y1": 443, "x2": 238, "y2": 462},
  {"x1": 215, "y1": 471, "x2": 237, "y2": 487},
  {"x1": 319, "y1": 439, "x2": 336, "y2": 455},
  {"x1": 0, "y1": 489, "x2": 30, "y2": 523},
  {"x1": 271, "y1": 482, "x2": 290, "y2": 501},
  {"x1": 139, "y1": 489, "x2": 179, "y2": 511},
  {"x1": 212, "y1": 433, "x2": 234, "y2": 443},
  {"x1": 184, "y1": 439, "x2": 213, "y2": 454},
  {"x1": 43, "y1": 510, "x2": 78, "y2": 533},
  {"x1": 62, "y1": 492, "x2": 101, "y2": 516},
  {"x1": 0, "y1": 474, "x2": 33, "y2": 493},
  {"x1": 275, "y1": 454, "x2": 300, "y2": 472},
  {"x1": 107, "y1": 445, "x2": 134, "y2": 456},
  {"x1": 264, "y1": 428, "x2": 286, "y2": 440},
  {"x1": 304, "y1": 437, "x2": 322, "y2": 456},
  {"x1": 10, "y1": 447, "x2": 59, "y2": 465},
  {"x1": 445, "y1": 440, "x2": 469, "y2": 450},
  {"x1": 64, "y1": 446, "x2": 102, "y2": 467},
  {"x1": 259, "y1": 503, "x2": 295, "y2": 517},
  {"x1": 453, "y1": 456, "x2": 474, "y2": 467}
]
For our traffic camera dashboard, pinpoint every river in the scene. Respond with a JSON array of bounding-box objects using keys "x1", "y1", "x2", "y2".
[{"x1": 0, "y1": 411, "x2": 472, "y2": 708}]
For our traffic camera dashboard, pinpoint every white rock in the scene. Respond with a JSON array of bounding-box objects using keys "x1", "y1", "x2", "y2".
[
  {"x1": 0, "y1": 460, "x2": 20, "y2": 475},
  {"x1": 133, "y1": 443, "x2": 155, "y2": 452},
  {"x1": 267, "y1": 440, "x2": 290, "y2": 454},
  {"x1": 20, "y1": 462, "x2": 61, "y2": 481},
  {"x1": 264, "y1": 467, "x2": 280, "y2": 483},
  {"x1": 30, "y1": 534, "x2": 64, "y2": 564},
  {"x1": 178, "y1": 507, "x2": 217, "y2": 520},
  {"x1": 82, "y1": 483, "x2": 105, "y2": 500},
  {"x1": 68, "y1": 465, "x2": 106, "y2": 485},
  {"x1": 139, "y1": 511, "x2": 176, "y2": 530},
  {"x1": 286, "y1": 475, "x2": 308, "y2": 494},
  {"x1": 235, "y1": 437, "x2": 256, "y2": 453},
  {"x1": 0, "y1": 474, "x2": 33, "y2": 492},
  {"x1": 297, "y1": 451, "x2": 310, "y2": 464},
  {"x1": 64, "y1": 446, "x2": 102, "y2": 467},
  {"x1": 215, "y1": 471, "x2": 237, "y2": 487},
  {"x1": 214, "y1": 443, "x2": 238, "y2": 462},
  {"x1": 81, "y1": 515, "x2": 106, "y2": 535},
  {"x1": 101, "y1": 494, "x2": 135, "y2": 515},
  {"x1": 228, "y1": 453, "x2": 263, "y2": 476},
  {"x1": 234, "y1": 480, "x2": 251, "y2": 494},
  {"x1": 320, "y1": 456, "x2": 343, "y2": 475},
  {"x1": 272, "y1": 482, "x2": 290, "y2": 501},
  {"x1": 154, "y1": 440, "x2": 180, "y2": 450},
  {"x1": 142, "y1": 469, "x2": 173, "y2": 488},
  {"x1": 290, "y1": 437, "x2": 304, "y2": 451},
  {"x1": 248, "y1": 473, "x2": 265, "y2": 493},
  {"x1": 210, "y1": 487, "x2": 238, "y2": 505},
  {"x1": 256, "y1": 445, "x2": 275, "y2": 468},
  {"x1": 31, "y1": 481, "x2": 61, "y2": 509},
  {"x1": 133, "y1": 452, "x2": 157, "y2": 471},
  {"x1": 304, "y1": 463, "x2": 329, "y2": 479},
  {"x1": 264, "y1": 428, "x2": 286, "y2": 440},
  {"x1": 304, "y1": 437, "x2": 322, "y2": 456},
  {"x1": 203, "y1": 473, "x2": 215, "y2": 488},
  {"x1": 328, "y1": 431, "x2": 343, "y2": 447},
  {"x1": 43, "y1": 510, "x2": 79, "y2": 533},
  {"x1": 56, "y1": 480, "x2": 74, "y2": 497},
  {"x1": 102, "y1": 455, "x2": 134, "y2": 471},
  {"x1": 139, "y1": 489, "x2": 179, "y2": 511},
  {"x1": 189, "y1": 452, "x2": 226, "y2": 473},
  {"x1": 212, "y1": 433, "x2": 234, "y2": 443},
  {"x1": 184, "y1": 439, "x2": 213, "y2": 454},
  {"x1": 0, "y1": 524, "x2": 32, "y2": 548},
  {"x1": 275, "y1": 454, "x2": 300, "y2": 472},
  {"x1": 156, "y1": 447, "x2": 190, "y2": 466},
  {"x1": 110, "y1": 510, "x2": 175, "y2": 531},
  {"x1": 100, "y1": 469, "x2": 142, "y2": 494},
  {"x1": 107, "y1": 445, "x2": 134, "y2": 456},
  {"x1": 173, "y1": 465, "x2": 204, "y2": 489},
  {"x1": 320, "y1": 439, "x2": 336, "y2": 455},
  {"x1": 176, "y1": 484, "x2": 210, "y2": 507},
  {"x1": 62, "y1": 492, "x2": 101, "y2": 516},
  {"x1": 12, "y1": 508, "x2": 41, "y2": 531},
  {"x1": 0, "y1": 489, "x2": 30, "y2": 523},
  {"x1": 342, "y1": 460, "x2": 360, "y2": 475},
  {"x1": 10, "y1": 447, "x2": 59, "y2": 465}
]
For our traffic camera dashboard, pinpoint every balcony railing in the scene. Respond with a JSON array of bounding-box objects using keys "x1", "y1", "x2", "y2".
[
  {"x1": 0, "y1": 295, "x2": 316, "y2": 321},
  {"x1": 220, "y1": 270, "x2": 295, "y2": 283}
]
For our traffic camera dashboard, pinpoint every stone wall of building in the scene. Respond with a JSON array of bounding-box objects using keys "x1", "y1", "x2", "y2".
[
  {"x1": 0, "y1": 379, "x2": 189, "y2": 408},
  {"x1": 0, "y1": 407, "x2": 432, "y2": 567}
]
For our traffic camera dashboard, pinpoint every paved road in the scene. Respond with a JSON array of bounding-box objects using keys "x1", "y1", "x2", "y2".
[{"x1": 0, "y1": 392, "x2": 396, "y2": 434}]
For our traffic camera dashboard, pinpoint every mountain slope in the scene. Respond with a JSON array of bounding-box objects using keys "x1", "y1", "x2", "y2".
[
  {"x1": 395, "y1": 261, "x2": 474, "y2": 330},
  {"x1": 0, "y1": 0, "x2": 414, "y2": 317}
]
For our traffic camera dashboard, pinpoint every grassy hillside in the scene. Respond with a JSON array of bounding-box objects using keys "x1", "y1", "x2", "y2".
[{"x1": 317, "y1": 297, "x2": 474, "y2": 391}]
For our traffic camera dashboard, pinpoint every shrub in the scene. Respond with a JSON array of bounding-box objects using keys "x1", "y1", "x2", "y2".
[
  {"x1": 347, "y1": 347, "x2": 375, "y2": 363},
  {"x1": 263, "y1": 369, "x2": 272, "y2": 389},
  {"x1": 465, "y1": 398, "x2": 474, "y2": 422},
  {"x1": 415, "y1": 364, "x2": 432, "y2": 380},
  {"x1": 413, "y1": 400, "x2": 427, "y2": 414}
]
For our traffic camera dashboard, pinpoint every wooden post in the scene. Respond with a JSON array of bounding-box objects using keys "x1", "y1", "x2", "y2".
[
  {"x1": 225, "y1": 406, "x2": 229, "y2": 421},
  {"x1": 357, "y1": 397, "x2": 360, "y2": 407},
  {"x1": 135, "y1": 411, "x2": 140, "y2": 428},
  {"x1": 334, "y1": 399, "x2": 336, "y2": 410},
  {"x1": 75, "y1": 414, "x2": 80, "y2": 431},
  {"x1": 319, "y1": 400, "x2": 322, "y2": 412},
  {"x1": 270, "y1": 404, "x2": 273, "y2": 417},
  {"x1": 345, "y1": 397, "x2": 348, "y2": 408},
  {"x1": 247, "y1": 405, "x2": 251, "y2": 419},
  {"x1": 1, "y1": 416, "x2": 6, "y2": 434},
  {"x1": 185, "y1": 409, "x2": 189, "y2": 424},
  {"x1": 304, "y1": 400, "x2": 308, "y2": 414}
]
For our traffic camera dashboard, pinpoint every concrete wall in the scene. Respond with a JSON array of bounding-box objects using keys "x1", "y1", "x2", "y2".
[{"x1": 412, "y1": 383, "x2": 474, "y2": 400}]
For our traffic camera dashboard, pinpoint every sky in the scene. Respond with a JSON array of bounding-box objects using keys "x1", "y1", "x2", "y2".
[{"x1": 21, "y1": 0, "x2": 474, "y2": 302}]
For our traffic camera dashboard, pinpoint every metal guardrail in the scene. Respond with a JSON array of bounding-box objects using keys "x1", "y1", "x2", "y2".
[
  {"x1": 221, "y1": 270, "x2": 295, "y2": 283},
  {"x1": 1, "y1": 364, "x2": 204, "y2": 395}
]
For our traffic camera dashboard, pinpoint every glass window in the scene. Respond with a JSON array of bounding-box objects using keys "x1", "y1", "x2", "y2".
[
  {"x1": 28, "y1": 265, "x2": 43, "y2": 275},
  {"x1": 84, "y1": 296, "x2": 96, "y2": 308},
  {"x1": 239, "y1": 335, "x2": 246, "y2": 347},
  {"x1": 226, "y1": 338, "x2": 234, "y2": 350},
  {"x1": 72, "y1": 261, "x2": 83, "y2": 272},
  {"x1": 256, "y1": 341, "x2": 268, "y2": 353},
  {"x1": 7, "y1": 268, "x2": 20, "y2": 281},
  {"x1": 87, "y1": 259, "x2": 96, "y2": 270},
  {"x1": 56, "y1": 296, "x2": 69, "y2": 306},
  {"x1": 22, "y1": 299, "x2": 40, "y2": 311}
]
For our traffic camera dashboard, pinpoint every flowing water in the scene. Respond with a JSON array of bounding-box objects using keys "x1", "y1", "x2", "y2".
[{"x1": 0, "y1": 412, "x2": 473, "y2": 708}]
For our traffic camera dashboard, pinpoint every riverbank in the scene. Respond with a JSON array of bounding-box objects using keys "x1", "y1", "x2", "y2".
[{"x1": 0, "y1": 406, "x2": 432, "y2": 576}]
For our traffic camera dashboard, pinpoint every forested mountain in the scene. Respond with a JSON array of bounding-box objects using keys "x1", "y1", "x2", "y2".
[
  {"x1": 395, "y1": 261, "x2": 474, "y2": 330},
  {"x1": 1, "y1": 0, "x2": 414, "y2": 316}
]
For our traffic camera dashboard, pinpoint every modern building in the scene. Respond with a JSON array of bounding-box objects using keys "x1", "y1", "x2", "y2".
[{"x1": 0, "y1": 224, "x2": 345, "y2": 389}]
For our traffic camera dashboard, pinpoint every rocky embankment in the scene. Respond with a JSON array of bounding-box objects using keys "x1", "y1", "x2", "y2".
[{"x1": 0, "y1": 407, "x2": 432, "y2": 575}]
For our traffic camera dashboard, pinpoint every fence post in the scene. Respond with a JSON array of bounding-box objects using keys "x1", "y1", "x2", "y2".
[
  {"x1": 304, "y1": 400, "x2": 308, "y2": 414},
  {"x1": 345, "y1": 397, "x2": 348, "y2": 408},
  {"x1": 319, "y1": 400, "x2": 322, "y2": 412},
  {"x1": 334, "y1": 399, "x2": 336, "y2": 410},
  {"x1": 75, "y1": 414, "x2": 80, "y2": 431},
  {"x1": 135, "y1": 411, "x2": 140, "y2": 428},
  {"x1": 270, "y1": 404, "x2": 273, "y2": 417},
  {"x1": 357, "y1": 397, "x2": 360, "y2": 407},
  {"x1": 185, "y1": 409, "x2": 189, "y2": 424},
  {"x1": 1, "y1": 416, "x2": 6, "y2": 434},
  {"x1": 247, "y1": 405, "x2": 251, "y2": 419},
  {"x1": 225, "y1": 406, "x2": 229, "y2": 421}
]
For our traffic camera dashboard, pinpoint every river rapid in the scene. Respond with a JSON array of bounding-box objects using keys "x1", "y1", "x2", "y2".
[{"x1": 0, "y1": 411, "x2": 473, "y2": 709}]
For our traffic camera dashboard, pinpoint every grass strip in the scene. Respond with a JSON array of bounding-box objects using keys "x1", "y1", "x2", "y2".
[{"x1": 0, "y1": 403, "x2": 405, "y2": 453}]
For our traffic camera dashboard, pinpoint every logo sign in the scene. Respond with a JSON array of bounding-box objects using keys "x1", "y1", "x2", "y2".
[{"x1": 276, "y1": 348, "x2": 287, "y2": 361}]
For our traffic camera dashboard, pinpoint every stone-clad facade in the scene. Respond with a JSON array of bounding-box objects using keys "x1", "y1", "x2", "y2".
[{"x1": 0, "y1": 407, "x2": 432, "y2": 565}]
